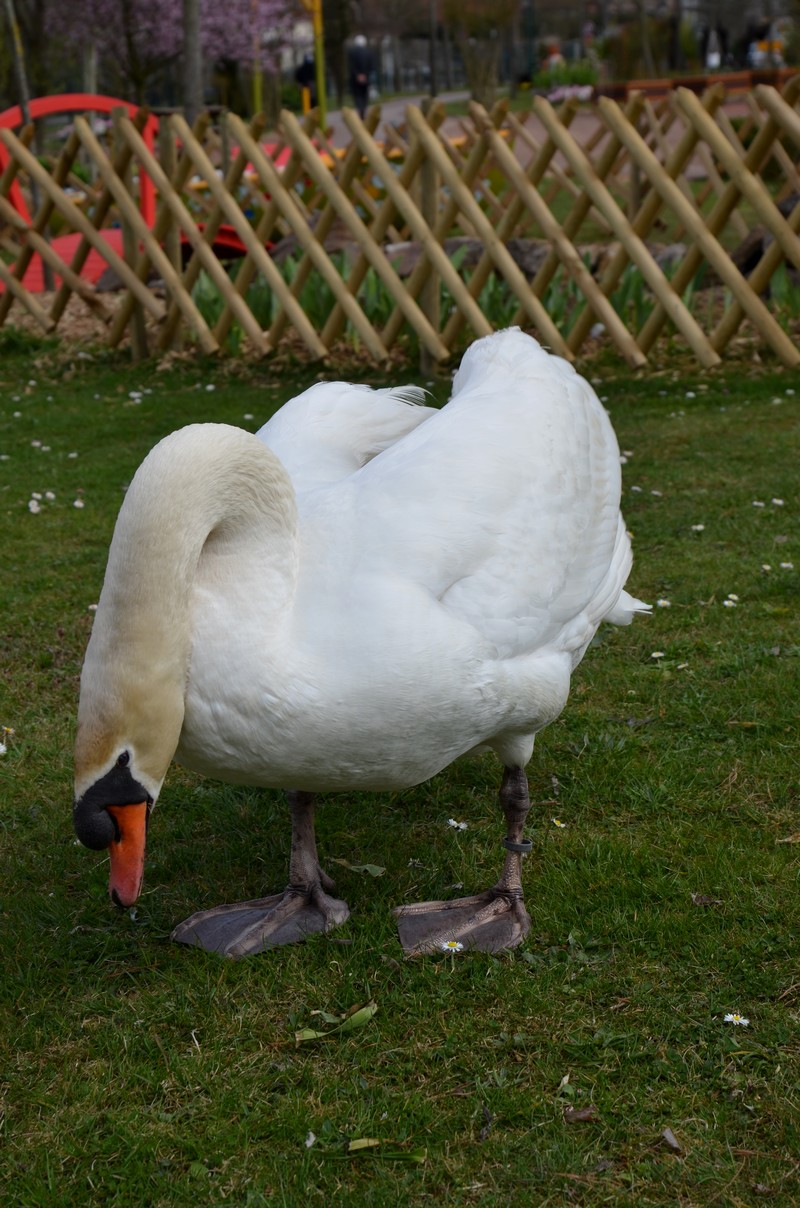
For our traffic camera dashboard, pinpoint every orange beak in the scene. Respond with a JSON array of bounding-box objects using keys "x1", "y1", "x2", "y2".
[{"x1": 107, "y1": 802, "x2": 148, "y2": 908}]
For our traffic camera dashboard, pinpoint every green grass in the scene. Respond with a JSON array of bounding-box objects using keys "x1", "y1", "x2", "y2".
[{"x1": 1, "y1": 331, "x2": 799, "y2": 1205}]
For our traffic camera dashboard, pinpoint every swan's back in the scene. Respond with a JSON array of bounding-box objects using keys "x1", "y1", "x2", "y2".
[
  {"x1": 257, "y1": 380, "x2": 437, "y2": 492},
  {"x1": 344, "y1": 329, "x2": 646, "y2": 663}
]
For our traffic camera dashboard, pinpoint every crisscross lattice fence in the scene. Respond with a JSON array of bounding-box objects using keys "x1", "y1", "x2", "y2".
[{"x1": 1, "y1": 79, "x2": 799, "y2": 368}]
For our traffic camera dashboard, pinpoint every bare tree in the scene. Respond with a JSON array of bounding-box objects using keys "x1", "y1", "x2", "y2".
[
  {"x1": 183, "y1": 0, "x2": 202, "y2": 120},
  {"x1": 441, "y1": 0, "x2": 518, "y2": 106}
]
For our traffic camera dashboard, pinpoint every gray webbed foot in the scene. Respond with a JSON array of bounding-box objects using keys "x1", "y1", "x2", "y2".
[
  {"x1": 394, "y1": 889, "x2": 530, "y2": 955},
  {"x1": 172, "y1": 883, "x2": 350, "y2": 957}
]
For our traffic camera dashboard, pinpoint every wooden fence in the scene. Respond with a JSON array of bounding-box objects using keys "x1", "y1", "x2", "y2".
[{"x1": 0, "y1": 80, "x2": 799, "y2": 369}]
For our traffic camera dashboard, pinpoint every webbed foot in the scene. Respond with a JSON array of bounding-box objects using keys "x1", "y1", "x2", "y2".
[
  {"x1": 171, "y1": 883, "x2": 350, "y2": 957},
  {"x1": 393, "y1": 889, "x2": 530, "y2": 956}
]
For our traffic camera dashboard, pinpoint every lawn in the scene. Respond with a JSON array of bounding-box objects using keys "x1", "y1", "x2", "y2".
[{"x1": 1, "y1": 330, "x2": 798, "y2": 1206}]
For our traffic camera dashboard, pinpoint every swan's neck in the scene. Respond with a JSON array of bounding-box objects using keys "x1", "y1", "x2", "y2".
[{"x1": 75, "y1": 424, "x2": 297, "y2": 792}]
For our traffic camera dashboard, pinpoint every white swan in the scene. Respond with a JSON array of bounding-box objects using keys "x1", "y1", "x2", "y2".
[{"x1": 73, "y1": 328, "x2": 648, "y2": 956}]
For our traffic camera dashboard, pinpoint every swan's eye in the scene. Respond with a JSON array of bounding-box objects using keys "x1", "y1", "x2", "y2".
[{"x1": 117, "y1": 751, "x2": 130, "y2": 768}]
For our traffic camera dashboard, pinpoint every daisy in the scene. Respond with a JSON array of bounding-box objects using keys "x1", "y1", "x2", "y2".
[
  {"x1": 447, "y1": 818, "x2": 468, "y2": 830},
  {"x1": 0, "y1": 726, "x2": 14, "y2": 756},
  {"x1": 441, "y1": 940, "x2": 464, "y2": 953},
  {"x1": 691, "y1": 524, "x2": 705, "y2": 532},
  {"x1": 551, "y1": 818, "x2": 567, "y2": 828},
  {"x1": 780, "y1": 562, "x2": 794, "y2": 570},
  {"x1": 724, "y1": 1012, "x2": 749, "y2": 1026},
  {"x1": 723, "y1": 599, "x2": 736, "y2": 608},
  {"x1": 651, "y1": 651, "x2": 666, "y2": 660},
  {"x1": 656, "y1": 599, "x2": 671, "y2": 608}
]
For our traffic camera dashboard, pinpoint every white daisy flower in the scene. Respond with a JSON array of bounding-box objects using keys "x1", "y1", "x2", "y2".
[
  {"x1": 723, "y1": 599, "x2": 736, "y2": 608},
  {"x1": 780, "y1": 562, "x2": 794, "y2": 570},
  {"x1": 651, "y1": 651, "x2": 666, "y2": 659},
  {"x1": 656, "y1": 599, "x2": 671, "y2": 608},
  {"x1": 551, "y1": 818, "x2": 567, "y2": 828},
  {"x1": 724, "y1": 1012, "x2": 749, "y2": 1026},
  {"x1": 772, "y1": 498, "x2": 784, "y2": 506},
  {"x1": 691, "y1": 524, "x2": 705, "y2": 532},
  {"x1": 752, "y1": 501, "x2": 765, "y2": 508},
  {"x1": 447, "y1": 818, "x2": 468, "y2": 830},
  {"x1": 441, "y1": 940, "x2": 464, "y2": 952},
  {"x1": 73, "y1": 499, "x2": 85, "y2": 509}
]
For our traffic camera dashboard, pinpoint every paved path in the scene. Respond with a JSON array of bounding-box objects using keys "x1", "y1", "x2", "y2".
[{"x1": 325, "y1": 88, "x2": 752, "y2": 181}]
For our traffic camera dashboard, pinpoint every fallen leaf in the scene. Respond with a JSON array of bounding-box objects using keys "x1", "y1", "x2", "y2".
[
  {"x1": 295, "y1": 999, "x2": 378, "y2": 1044},
  {"x1": 563, "y1": 1104, "x2": 599, "y2": 1124},
  {"x1": 348, "y1": 1138, "x2": 382, "y2": 1152},
  {"x1": 660, "y1": 1126, "x2": 683, "y2": 1153},
  {"x1": 347, "y1": 1138, "x2": 426, "y2": 1162},
  {"x1": 330, "y1": 858, "x2": 386, "y2": 877},
  {"x1": 776, "y1": 833, "x2": 800, "y2": 844},
  {"x1": 691, "y1": 893, "x2": 722, "y2": 907}
]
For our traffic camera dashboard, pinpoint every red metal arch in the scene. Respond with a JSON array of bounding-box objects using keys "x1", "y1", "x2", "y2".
[{"x1": 0, "y1": 93, "x2": 158, "y2": 226}]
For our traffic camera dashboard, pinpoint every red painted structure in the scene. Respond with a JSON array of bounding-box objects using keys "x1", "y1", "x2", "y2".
[
  {"x1": 0, "y1": 93, "x2": 158, "y2": 227},
  {"x1": 0, "y1": 93, "x2": 304, "y2": 295}
]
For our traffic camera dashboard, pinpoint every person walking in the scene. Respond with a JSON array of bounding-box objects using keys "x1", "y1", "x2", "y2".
[{"x1": 348, "y1": 35, "x2": 373, "y2": 119}]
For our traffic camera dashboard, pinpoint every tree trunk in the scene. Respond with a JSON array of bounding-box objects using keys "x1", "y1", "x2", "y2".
[{"x1": 183, "y1": 0, "x2": 203, "y2": 123}]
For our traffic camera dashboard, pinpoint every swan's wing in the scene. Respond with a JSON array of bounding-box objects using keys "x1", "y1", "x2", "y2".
[
  {"x1": 349, "y1": 330, "x2": 648, "y2": 663},
  {"x1": 256, "y1": 380, "x2": 437, "y2": 492}
]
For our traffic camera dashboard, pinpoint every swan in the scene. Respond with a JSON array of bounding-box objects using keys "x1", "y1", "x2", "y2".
[{"x1": 73, "y1": 328, "x2": 648, "y2": 957}]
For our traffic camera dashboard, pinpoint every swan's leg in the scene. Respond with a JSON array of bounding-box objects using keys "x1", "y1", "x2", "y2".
[
  {"x1": 394, "y1": 766, "x2": 532, "y2": 956},
  {"x1": 171, "y1": 790, "x2": 350, "y2": 957}
]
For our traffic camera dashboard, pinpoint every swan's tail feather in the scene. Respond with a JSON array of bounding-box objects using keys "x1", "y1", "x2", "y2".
[{"x1": 606, "y1": 590, "x2": 652, "y2": 626}]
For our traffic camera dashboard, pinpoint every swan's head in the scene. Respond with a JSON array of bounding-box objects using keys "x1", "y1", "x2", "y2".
[{"x1": 73, "y1": 666, "x2": 184, "y2": 909}]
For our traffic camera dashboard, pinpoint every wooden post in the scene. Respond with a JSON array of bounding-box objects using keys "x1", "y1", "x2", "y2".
[
  {"x1": 405, "y1": 105, "x2": 570, "y2": 358},
  {"x1": 113, "y1": 107, "x2": 148, "y2": 360},
  {"x1": 279, "y1": 108, "x2": 450, "y2": 363},
  {"x1": 638, "y1": 78, "x2": 800, "y2": 354},
  {"x1": 598, "y1": 95, "x2": 799, "y2": 369},
  {"x1": 419, "y1": 97, "x2": 440, "y2": 376},
  {"x1": 158, "y1": 117, "x2": 183, "y2": 313},
  {"x1": 271, "y1": 106, "x2": 382, "y2": 351},
  {"x1": 340, "y1": 105, "x2": 491, "y2": 343},
  {"x1": 49, "y1": 109, "x2": 151, "y2": 328},
  {"x1": 0, "y1": 127, "x2": 165, "y2": 322},
  {"x1": 532, "y1": 95, "x2": 720, "y2": 368},
  {"x1": 385, "y1": 100, "x2": 506, "y2": 352}
]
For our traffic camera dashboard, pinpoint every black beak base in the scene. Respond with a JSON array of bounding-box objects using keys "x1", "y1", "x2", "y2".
[{"x1": 74, "y1": 763, "x2": 152, "y2": 850}]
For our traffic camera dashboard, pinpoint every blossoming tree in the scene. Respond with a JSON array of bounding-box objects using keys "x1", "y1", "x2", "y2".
[{"x1": 48, "y1": 0, "x2": 297, "y2": 105}]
